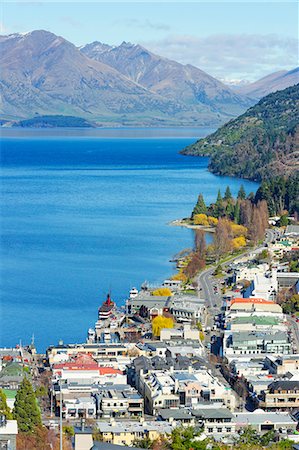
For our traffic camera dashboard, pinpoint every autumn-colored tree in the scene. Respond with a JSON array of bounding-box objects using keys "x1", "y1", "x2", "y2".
[
  {"x1": 184, "y1": 252, "x2": 205, "y2": 279},
  {"x1": 240, "y1": 199, "x2": 253, "y2": 228},
  {"x1": 152, "y1": 315, "x2": 174, "y2": 337},
  {"x1": 152, "y1": 287, "x2": 172, "y2": 296},
  {"x1": 232, "y1": 236, "x2": 246, "y2": 249},
  {"x1": 171, "y1": 271, "x2": 187, "y2": 283},
  {"x1": 231, "y1": 223, "x2": 248, "y2": 237},
  {"x1": 17, "y1": 427, "x2": 72, "y2": 450},
  {"x1": 195, "y1": 229, "x2": 206, "y2": 259},
  {"x1": 207, "y1": 216, "x2": 218, "y2": 226},
  {"x1": 193, "y1": 213, "x2": 209, "y2": 226},
  {"x1": 214, "y1": 218, "x2": 233, "y2": 259}
]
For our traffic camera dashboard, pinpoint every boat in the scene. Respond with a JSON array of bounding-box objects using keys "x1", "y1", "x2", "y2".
[{"x1": 98, "y1": 294, "x2": 116, "y2": 320}]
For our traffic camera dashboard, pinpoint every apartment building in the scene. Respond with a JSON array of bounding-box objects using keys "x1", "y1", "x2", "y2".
[
  {"x1": 96, "y1": 385, "x2": 143, "y2": 419},
  {"x1": 47, "y1": 343, "x2": 129, "y2": 366},
  {"x1": 265, "y1": 354, "x2": 299, "y2": 375},
  {"x1": 97, "y1": 420, "x2": 174, "y2": 446},
  {"x1": 260, "y1": 380, "x2": 299, "y2": 411}
]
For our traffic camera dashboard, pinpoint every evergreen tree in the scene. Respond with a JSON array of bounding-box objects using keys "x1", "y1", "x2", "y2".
[
  {"x1": 225, "y1": 201, "x2": 234, "y2": 220},
  {"x1": 216, "y1": 189, "x2": 222, "y2": 203},
  {"x1": 237, "y1": 184, "x2": 246, "y2": 200},
  {"x1": 233, "y1": 201, "x2": 241, "y2": 224},
  {"x1": 13, "y1": 377, "x2": 41, "y2": 432},
  {"x1": 224, "y1": 185, "x2": 232, "y2": 201},
  {"x1": 0, "y1": 389, "x2": 13, "y2": 419},
  {"x1": 192, "y1": 193, "x2": 207, "y2": 217},
  {"x1": 214, "y1": 189, "x2": 225, "y2": 217}
]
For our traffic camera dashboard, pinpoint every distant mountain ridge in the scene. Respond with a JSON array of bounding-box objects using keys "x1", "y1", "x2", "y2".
[
  {"x1": 81, "y1": 40, "x2": 252, "y2": 116},
  {"x1": 0, "y1": 29, "x2": 298, "y2": 126},
  {"x1": 234, "y1": 67, "x2": 299, "y2": 99},
  {"x1": 181, "y1": 84, "x2": 299, "y2": 181}
]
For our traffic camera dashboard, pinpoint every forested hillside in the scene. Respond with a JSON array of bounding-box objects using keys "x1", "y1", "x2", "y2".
[{"x1": 182, "y1": 85, "x2": 299, "y2": 181}]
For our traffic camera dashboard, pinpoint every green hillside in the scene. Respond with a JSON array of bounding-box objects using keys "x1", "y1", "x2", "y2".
[{"x1": 181, "y1": 84, "x2": 299, "y2": 181}]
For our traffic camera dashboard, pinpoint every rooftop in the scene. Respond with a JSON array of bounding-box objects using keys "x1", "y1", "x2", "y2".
[
  {"x1": 232, "y1": 316, "x2": 279, "y2": 326},
  {"x1": 231, "y1": 298, "x2": 274, "y2": 305}
]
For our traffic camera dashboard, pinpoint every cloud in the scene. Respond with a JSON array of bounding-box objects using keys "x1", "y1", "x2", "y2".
[
  {"x1": 115, "y1": 18, "x2": 171, "y2": 32},
  {"x1": 142, "y1": 33, "x2": 298, "y2": 81},
  {"x1": 60, "y1": 16, "x2": 83, "y2": 28}
]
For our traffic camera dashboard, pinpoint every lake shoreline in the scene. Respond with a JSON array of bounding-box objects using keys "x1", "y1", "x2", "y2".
[{"x1": 169, "y1": 219, "x2": 216, "y2": 233}]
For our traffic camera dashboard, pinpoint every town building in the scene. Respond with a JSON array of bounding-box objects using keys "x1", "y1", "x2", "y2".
[
  {"x1": 260, "y1": 380, "x2": 299, "y2": 411},
  {"x1": 96, "y1": 420, "x2": 174, "y2": 446},
  {"x1": 0, "y1": 416, "x2": 18, "y2": 450}
]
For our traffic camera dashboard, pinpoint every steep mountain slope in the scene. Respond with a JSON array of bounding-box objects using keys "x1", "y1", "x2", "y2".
[
  {"x1": 81, "y1": 41, "x2": 253, "y2": 117},
  {"x1": 234, "y1": 67, "x2": 299, "y2": 99},
  {"x1": 181, "y1": 84, "x2": 299, "y2": 181},
  {"x1": 0, "y1": 30, "x2": 183, "y2": 124}
]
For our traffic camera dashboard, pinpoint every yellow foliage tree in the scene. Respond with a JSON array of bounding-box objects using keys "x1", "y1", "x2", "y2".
[
  {"x1": 152, "y1": 287, "x2": 172, "y2": 296},
  {"x1": 193, "y1": 214, "x2": 209, "y2": 226},
  {"x1": 171, "y1": 271, "x2": 187, "y2": 283},
  {"x1": 231, "y1": 223, "x2": 248, "y2": 237},
  {"x1": 232, "y1": 235, "x2": 246, "y2": 249},
  {"x1": 207, "y1": 216, "x2": 218, "y2": 226},
  {"x1": 152, "y1": 315, "x2": 174, "y2": 337}
]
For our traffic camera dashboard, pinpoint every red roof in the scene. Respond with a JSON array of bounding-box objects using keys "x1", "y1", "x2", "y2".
[
  {"x1": 98, "y1": 367, "x2": 123, "y2": 375},
  {"x1": 53, "y1": 363, "x2": 122, "y2": 375},
  {"x1": 231, "y1": 297, "x2": 274, "y2": 306}
]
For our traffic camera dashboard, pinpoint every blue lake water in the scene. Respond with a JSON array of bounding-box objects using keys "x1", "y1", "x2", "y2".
[{"x1": 0, "y1": 128, "x2": 259, "y2": 351}]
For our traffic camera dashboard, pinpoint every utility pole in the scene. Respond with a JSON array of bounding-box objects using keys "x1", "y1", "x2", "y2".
[
  {"x1": 50, "y1": 388, "x2": 53, "y2": 418},
  {"x1": 59, "y1": 378, "x2": 63, "y2": 450}
]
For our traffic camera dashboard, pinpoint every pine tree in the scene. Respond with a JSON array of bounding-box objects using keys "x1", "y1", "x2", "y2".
[
  {"x1": 233, "y1": 201, "x2": 241, "y2": 224},
  {"x1": 237, "y1": 184, "x2": 246, "y2": 200},
  {"x1": 192, "y1": 193, "x2": 207, "y2": 218},
  {"x1": 216, "y1": 189, "x2": 222, "y2": 203},
  {"x1": 13, "y1": 377, "x2": 42, "y2": 432},
  {"x1": 214, "y1": 189, "x2": 224, "y2": 217},
  {"x1": 224, "y1": 185, "x2": 232, "y2": 201},
  {"x1": 0, "y1": 389, "x2": 13, "y2": 419}
]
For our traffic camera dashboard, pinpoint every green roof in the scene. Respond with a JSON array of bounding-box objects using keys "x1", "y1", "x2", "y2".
[
  {"x1": 2, "y1": 389, "x2": 17, "y2": 399},
  {"x1": 0, "y1": 362, "x2": 24, "y2": 378},
  {"x1": 232, "y1": 316, "x2": 279, "y2": 326},
  {"x1": 281, "y1": 240, "x2": 291, "y2": 246}
]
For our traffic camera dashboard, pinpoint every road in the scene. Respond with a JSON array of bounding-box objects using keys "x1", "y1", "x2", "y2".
[
  {"x1": 197, "y1": 228, "x2": 276, "y2": 329},
  {"x1": 289, "y1": 317, "x2": 299, "y2": 352}
]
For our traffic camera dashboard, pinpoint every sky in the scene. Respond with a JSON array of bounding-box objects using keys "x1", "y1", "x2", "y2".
[{"x1": 1, "y1": 1, "x2": 298, "y2": 81}]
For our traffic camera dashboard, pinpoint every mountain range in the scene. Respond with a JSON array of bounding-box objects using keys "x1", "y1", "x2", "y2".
[{"x1": 0, "y1": 30, "x2": 298, "y2": 126}]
